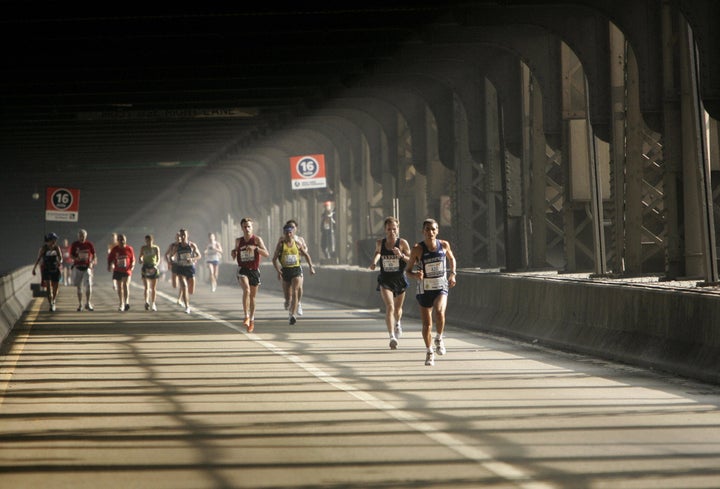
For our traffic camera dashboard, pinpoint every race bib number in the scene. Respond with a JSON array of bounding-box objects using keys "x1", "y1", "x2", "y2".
[
  {"x1": 240, "y1": 249, "x2": 254, "y2": 262},
  {"x1": 283, "y1": 254, "x2": 298, "y2": 266},
  {"x1": 179, "y1": 252, "x2": 192, "y2": 265},
  {"x1": 381, "y1": 256, "x2": 400, "y2": 272},
  {"x1": 78, "y1": 250, "x2": 89, "y2": 261},
  {"x1": 424, "y1": 261, "x2": 444, "y2": 276},
  {"x1": 117, "y1": 256, "x2": 128, "y2": 268},
  {"x1": 423, "y1": 277, "x2": 446, "y2": 290}
]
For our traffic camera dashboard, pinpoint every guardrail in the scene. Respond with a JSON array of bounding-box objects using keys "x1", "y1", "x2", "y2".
[{"x1": 0, "y1": 266, "x2": 34, "y2": 347}]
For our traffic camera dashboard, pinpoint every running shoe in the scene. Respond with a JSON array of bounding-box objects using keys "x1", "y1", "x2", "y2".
[
  {"x1": 185, "y1": 306, "x2": 191, "y2": 314},
  {"x1": 50, "y1": 303, "x2": 56, "y2": 312},
  {"x1": 289, "y1": 315, "x2": 297, "y2": 325},
  {"x1": 124, "y1": 303, "x2": 130, "y2": 312},
  {"x1": 77, "y1": 305, "x2": 83, "y2": 312},
  {"x1": 394, "y1": 323, "x2": 402, "y2": 338},
  {"x1": 247, "y1": 320, "x2": 255, "y2": 333},
  {"x1": 151, "y1": 303, "x2": 157, "y2": 312},
  {"x1": 85, "y1": 303, "x2": 94, "y2": 311},
  {"x1": 389, "y1": 337, "x2": 398, "y2": 350},
  {"x1": 145, "y1": 302, "x2": 150, "y2": 311},
  {"x1": 118, "y1": 305, "x2": 124, "y2": 312},
  {"x1": 434, "y1": 337, "x2": 446, "y2": 355},
  {"x1": 297, "y1": 303, "x2": 303, "y2": 316},
  {"x1": 425, "y1": 350, "x2": 435, "y2": 366}
]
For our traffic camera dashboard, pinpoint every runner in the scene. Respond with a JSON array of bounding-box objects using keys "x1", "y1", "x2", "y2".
[
  {"x1": 205, "y1": 232, "x2": 223, "y2": 292},
  {"x1": 107, "y1": 233, "x2": 135, "y2": 312},
  {"x1": 405, "y1": 218, "x2": 458, "y2": 366},
  {"x1": 231, "y1": 218, "x2": 269, "y2": 332},
  {"x1": 70, "y1": 229, "x2": 97, "y2": 311},
  {"x1": 272, "y1": 223, "x2": 315, "y2": 325},
  {"x1": 173, "y1": 228, "x2": 202, "y2": 314},
  {"x1": 278, "y1": 219, "x2": 308, "y2": 315},
  {"x1": 369, "y1": 216, "x2": 411, "y2": 349},
  {"x1": 164, "y1": 232, "x2": 183, "y2": 306},
  {"x1": 32, "y1": 232, "x2": 62, "y2": 312},
  {"x1": 139, "y1": 234, "x2": 161, "y2": 311},
  {"x1": 60, "y1": 237, "x2": 73, "y2": 286}
]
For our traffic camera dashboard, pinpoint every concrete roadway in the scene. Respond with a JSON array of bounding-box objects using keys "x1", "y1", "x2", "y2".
[{"x1": 1, "y1": 277, "x2": 720, "y2": 489}]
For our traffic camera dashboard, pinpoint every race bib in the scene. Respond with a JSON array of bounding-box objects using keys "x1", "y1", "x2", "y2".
[
  {"x1": 283, "y1": 254, "x2": 298, "y2": 266},
  {"x1": 381, "y1": 256, "x2": 400, "y2": 272},
  {"x1": 424, "y1": 261, "x2": 444, "y2": 275},
  {"x1": 117, "y1": 256, "x2": 128, "y2": 268},
  {"x1": 240, "y1": 249, "x2": 254, "y2": 262},
  {"x1": 423, "y1": 277, "x2": 446, "y2": 290},
  {"x1": 78, "y1": 250, "x2": 89, "y2": 261}
]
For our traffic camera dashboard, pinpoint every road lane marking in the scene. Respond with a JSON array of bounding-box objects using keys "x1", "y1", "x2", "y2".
[{"x1": 172, "y1": 295, "x2": 555, "y2": 489}]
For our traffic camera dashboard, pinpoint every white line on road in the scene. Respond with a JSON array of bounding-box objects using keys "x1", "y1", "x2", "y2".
[{"x1": 168, "y1": 292, "x2": 556, "y2": 489}]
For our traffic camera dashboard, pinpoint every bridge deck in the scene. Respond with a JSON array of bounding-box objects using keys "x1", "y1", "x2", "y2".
[{"x1": 1, "y1": 279, "x2": 719, "y2": 488}]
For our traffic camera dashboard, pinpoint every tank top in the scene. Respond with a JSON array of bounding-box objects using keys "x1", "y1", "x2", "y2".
[
  {"x1": 417, "y1": 239, "x2": 448, "y2": 293},
  {"x1": 379, "y1": 238, "x2": 406, "y2": 276},
  {"x1": 176, "y1": 242, "x2": 195, "y2": 267},
  {"x1": 141, "y1": 245, "x2": 160, "y2": 267},
  {"x1": 280, "y1": 240, "x2": 301, "y2": 268},
  {"x1": 236, "y1": 235, "x2": 261, "y2": 270},
  {"x1": 205, "y1": 242, "x2": 221, "y2": 261},
  {"x1": 42, "y1": 245, "x2": 61, "y2": 272}
]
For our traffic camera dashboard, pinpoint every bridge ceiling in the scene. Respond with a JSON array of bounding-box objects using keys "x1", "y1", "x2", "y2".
[{"x1": 2, "y1": 2, "x2": 717, "y2": 174}]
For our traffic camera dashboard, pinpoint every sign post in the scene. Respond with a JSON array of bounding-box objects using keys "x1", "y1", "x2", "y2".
[
  {"x1": 45, "y1": 187, "x2": 80, "y2": 222},
  {"x1": 289, "y1": 154, "x2": 327, "y2": 190}
]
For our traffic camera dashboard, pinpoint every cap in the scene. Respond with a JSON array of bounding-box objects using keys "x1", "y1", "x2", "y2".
[
  {"x1": 283, "y1": 225, "x2": 294, "y2": 233},
  {"x1": 46, "y1": 232, "x2": 59, "y2": 241}
]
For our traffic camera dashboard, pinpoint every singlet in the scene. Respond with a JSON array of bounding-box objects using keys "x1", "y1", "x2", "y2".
[
  {"x1": 61, "y1": 245, "x2": 73, "y2": 265},
  {"x1": 109, "y1": 245, "x2": 134, "y2": 273},
  {"x1": 236, "y1": 235, "x2": 261, "y2": 270},
  {"x1": 379, "y1": 238, "x2": 406, "y2": 276},
  {"x1": 42, "y1": 245, "x2": 61, "y2": 272},
  {"x1": 71, "y1": 240, "x2": 95, "y2": 268},
  {"x1": 175, "y1": 242, "x2": 195, "y2": 267},
  {"x1": 141, "y1": 245, "x2": 160, "y2": 267},
  {"x1": 416, "y1": 239, "x2": 448, "y2": 294},
  {"x1": 279, "y1": 239, "x2": 301, "y2": 269},
  {"x1": 205, "y1": 242, "x2": 221, "y2": 262}
]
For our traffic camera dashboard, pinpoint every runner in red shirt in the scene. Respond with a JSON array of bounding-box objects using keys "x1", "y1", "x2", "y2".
[
  {"x1": 107, "y1": 233, "x2": 135, "y2": 312},
  {"x1": 70, "y1": 229, "x2": 97, "y2": 311}
]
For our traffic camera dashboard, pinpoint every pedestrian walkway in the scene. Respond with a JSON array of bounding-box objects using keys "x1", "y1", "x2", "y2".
[{"x1": 1, "y1": 280, "x2": 720, "y2": 488}]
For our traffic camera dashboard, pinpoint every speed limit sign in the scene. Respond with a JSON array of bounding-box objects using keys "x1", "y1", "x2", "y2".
[{"x1": 45, "y1": 187, "x2": 80, "y2": 222}]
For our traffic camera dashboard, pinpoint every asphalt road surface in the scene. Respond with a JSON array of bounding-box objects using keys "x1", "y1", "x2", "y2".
[{"x1": 1, "y1": 277, "x2": 720, "y2": 489}]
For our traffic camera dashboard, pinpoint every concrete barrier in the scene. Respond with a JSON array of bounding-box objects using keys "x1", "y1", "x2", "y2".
[
  {"x1": 239, "y1": 264, "x2": 720, "y2": 385},
  {"x1": 7, "y1": 262, "x2": 719, "y2": 384},
  {"x1": 0, "y1": 266, "x2": 34, "y2": 347}
]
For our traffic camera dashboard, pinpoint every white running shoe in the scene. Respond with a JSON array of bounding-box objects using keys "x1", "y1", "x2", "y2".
[
  {"x1": 425, "y1": 350, "x2": 435, "y2": 366},
  {"x1": 434, "y1": 337, "x2": 446, "y2": 355},
  {"x1": 389, "y1": 337, "x2": 398, "y2": 350},
  {"x1": 185, "y1": 306, "x2": 191, "y2": 314},
  {"x1": 151, "y1": 303, "x2": 157, "y2": 312},
  {"x1": 297, "y1": 303, "x2": 303, "y2": 316},
  {"x1": 394, "y1": 323, "x2": 402, "y2": 338}
]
